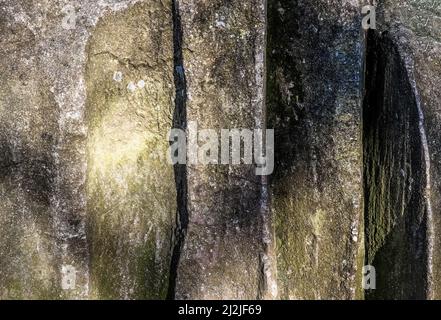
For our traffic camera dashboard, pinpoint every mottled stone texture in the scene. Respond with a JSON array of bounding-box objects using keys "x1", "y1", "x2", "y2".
[
  {"x1": 0, "y1": 40, "x2": 62, "y2": 298},
  {"x1": 0, "y1": 0, "x2": 176, "y2": 299},
  {"x1": 174, "y1": 0, "x2": 276, "y2": 299},
  {"x1": 0, "y1": 0, "x2": 93, "y2": 299},
  {"x1": 267, "y1": 0, "x2": 365, "y2": 299},
  {"x1": 85, "y1": 1, "x2": 175, "y2": 299},
  {"x1": 2, "y1": 0, "x2": 441, "y2": 301},
  {"x1": 363, "y1": 31, "x2": 428, "y2": 299},
  {"x1": 364, "y1": 0, "x2": 441, "y2": 299}
]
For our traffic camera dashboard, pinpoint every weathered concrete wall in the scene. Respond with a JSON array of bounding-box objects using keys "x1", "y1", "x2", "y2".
[{"x1": 267, "y1": 0, "x2": 365, "y2": 299}]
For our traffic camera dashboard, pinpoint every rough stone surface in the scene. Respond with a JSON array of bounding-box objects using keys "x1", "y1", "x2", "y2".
[
  {"x1": 363, "y1": 30, "x2": 428, "y2": 299},
  {"x1": 2, "y1": 0, "x2": 441, "y2": 301},
  {"x1": 174, "y1": 0, "x2": 276, "y2": 299},
  {"x1": 267, "y1": 0, "x2": 365, "y2": 299},
  {"x1": 85, "y1": 1, "x2": 175, "y2": 299},
  {"x1": 0, "y1": 0, "x2": 175, "y2": 299},
  {"x1": 364, "y1": 0, "x2": 441, "y2": 299}
]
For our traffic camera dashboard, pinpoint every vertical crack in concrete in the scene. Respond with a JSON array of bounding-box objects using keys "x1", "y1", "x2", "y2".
[{"x1": 167, "y1": 0, "x2": 188, "y2": 300}]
